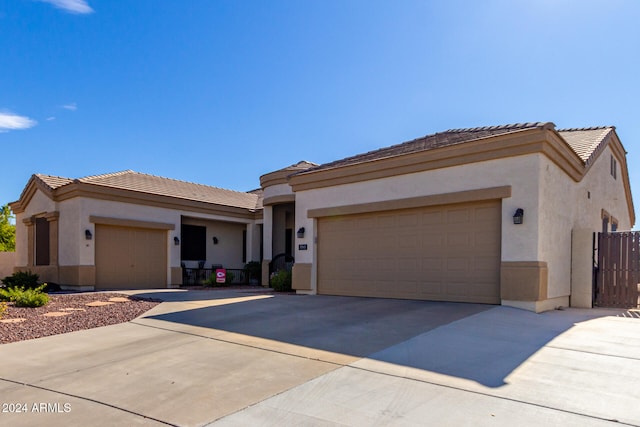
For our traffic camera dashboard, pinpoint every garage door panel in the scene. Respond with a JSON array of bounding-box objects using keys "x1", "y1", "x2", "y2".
[
  {"x1": 421, "y1": 257, "x2": 443, "y2": 271},
  {"x1": 447, "y1": 232, "x2": 471, "y2": 247},
  {"x1": 421, "y1": 211, "x2": 443, "y2": 225},
  {"x1": 398, "y1": 213, "x2": 419, "y2": 227},
  {"x1": 422, "y1": 231, "x2": 445, "y2": 247},
  {"x1": 318, "y1": 200, "x2": 501, "y2": 304},
  {"x1": 447, "y1": 207, "x2": 472, "y2": 224},
  {"x1": 96, "y1": 225, "x2": 167, "y2": 290}
]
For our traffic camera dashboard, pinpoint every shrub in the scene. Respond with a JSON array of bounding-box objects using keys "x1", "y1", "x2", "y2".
[
  {"x1": 225, "y1": 271, "x2": 235, "y2": 285},
  {"x1": 0, "y1": 284, "x2": 49, "y2": 308},
  {"x1": 270, "y1": 269, "x2": 292, "y2": 292},
  {"x1": 0, "y1": 301, "x2": 6, "y2": 319},
  {"x1": 1, "y1": 270, "x2": 40, "y2": 289},
  {"x1": 202, "y1": 271, "x2": 235, "y2": 287},
  {"x1": 202, "y1": 273, "x2": 217, "y2": 287}
]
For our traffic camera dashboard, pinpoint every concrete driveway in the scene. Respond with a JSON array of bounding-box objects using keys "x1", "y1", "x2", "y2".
[{"x1": 0, "y1": 289, "x2": 639, "y2": 426}]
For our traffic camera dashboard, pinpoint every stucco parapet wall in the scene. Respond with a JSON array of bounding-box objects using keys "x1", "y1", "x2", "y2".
[
  {"x1": 290, "y1": 127, "x2": 587, "y2": 192},
  {"x1": 260, "y1": 161, "x2": 318, "y2": 189},
  {"x1": 263, "y1": 194, "x2": 296, "y2": 206},
  {"x1": 89, "y1": 216, "x2": 175, "y2": 230},
  {"x1": 260, "y1": 169, "x2": 294, "y2": 188},
  {"x1": 307, "y1": 186, "x2": 511, "y2": 218}
]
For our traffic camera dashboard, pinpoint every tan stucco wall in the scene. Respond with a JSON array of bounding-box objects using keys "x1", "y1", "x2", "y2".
[
  {"x1": 0, "y1": 252, "x2": 16, "y2": 280},
  {"x1": 569, "y1": 146, "x2": 632, "y2": 307},
  {"x1": 575, "y1": 146, "x2": 632, "y2": 230},
  {"x1": 571, "y1": 228, "x2": 594, "y2": 308},
  {"x1": 294, "y1": 154, "x2": 543, "y2": 295},
  {"x1": 59, "y1": 265, "x2": 96, "y2": 287},
  {"x1": 537, "y1": 156, "x2": 574, "y2": 299},
  {"x1": 262, "y1": 206, "x2": 273, "y2": 261},
  {"x1": 14, "y1": 189, "x2": 261, "y2": 287},
  {"x1": 500, "y1": 261, "x2": 548, "y2": 301},
  {"x1": 292, "y1": 148, "x2": 633, "y2": 311},
  {"x1": 263, "y1": 182, "x2": 295, "y2": 205},
  {"x1": 536, "y1": 146, "x2": 632, "y2": 303},
  {"x1": 14, "y1": 190, "x2": 57, "y2": 268},
  {"x1": 292, "y1": 263, "x2": 312, "y2": 291}
]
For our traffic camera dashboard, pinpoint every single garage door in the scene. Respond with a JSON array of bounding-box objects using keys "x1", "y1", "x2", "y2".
[
  {"x1": 317, "y1": 200, "x2": 501, "y2": 304},
  {"x1": 95, "y1": 224, "x2": 167, "y2": 290}
]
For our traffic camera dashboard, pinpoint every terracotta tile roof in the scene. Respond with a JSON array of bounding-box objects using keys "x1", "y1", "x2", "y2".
[
  {"x1": 282, "y1": 160, "x2": 319, "y2": 171},
  {"x1": 558, "y1": 126, "x2": 614, "y2": 163},
  {"x1": 38, "y1": 170, "x2": 261, "y2": 211},
  {"x1": 298, "y1": 122, "x2": 614, "y2": 174},
  {"x1": 301, "y1": 122, "x2": 554, "y2": 173},
  {"x1": 263, "y1": 160, "x2": 319, "y2": 176},
  {"x1": 34, "y1": 174, "x2": 73, "y2": 189}
]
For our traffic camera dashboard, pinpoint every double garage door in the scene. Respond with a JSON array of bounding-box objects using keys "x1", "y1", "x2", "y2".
[
  {"x1": 317, "y1": 200, "x2": 501, "y2": 304},
  {"x1": 95, "y1": 225, "x2": 167, "y2": 290}
]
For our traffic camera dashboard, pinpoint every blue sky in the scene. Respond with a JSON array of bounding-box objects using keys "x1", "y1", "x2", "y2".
[{"x1": 2, "y1": 0, "x2": 639, "y2": 226}]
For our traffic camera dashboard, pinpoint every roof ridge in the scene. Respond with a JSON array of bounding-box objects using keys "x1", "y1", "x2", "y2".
[
  {"x1": 557, "y1": 126, "x2": 614, "y2": 132},
  {"x1": 80, "y1": 169, "x2": 259, "y2": 196},
  {"x1": 35, "y1": 172, "x2": 72, "y2": 180},
  {"x1": 77, "y1": 169, "x2": 135, "y2": 183},
  {"x1": 445, "y1": 122, "x2": 554, "y2": 133}
]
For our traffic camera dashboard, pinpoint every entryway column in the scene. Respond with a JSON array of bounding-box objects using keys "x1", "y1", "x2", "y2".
[{"x1": 261, "y1": 205, "x2": 273, "y2": 286}]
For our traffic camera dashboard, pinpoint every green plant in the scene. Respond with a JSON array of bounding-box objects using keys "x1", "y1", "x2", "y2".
[
  {"x1": 0, "y1": 301, "x2": 7, "y2": 319},
  {"x1": 0, "y1": 204, "x2": 15, "y2": 252},
  {"x1": 225, "y1": 271, "x2": 235, "y2": 285},
  {"x1": 202, "y1": 270, "x2": 234, "y2": 287},
  {"x1": 0, "y1": 284, "x2": 49, "y2": 308},
  {"x1": 202, "y1": 273, "x2": 217, "y2": 287},
  {"x1": 1, "y1": 270, "x2": 40, "y2": 289},
  {"x1": 270, "y1": 269, "x2": 292, "y2": 292}
]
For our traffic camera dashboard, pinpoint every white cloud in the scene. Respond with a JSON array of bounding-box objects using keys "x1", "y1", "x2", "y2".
[
  {"x1": 0, "y1": 112, "x2": 37, "y2": 133},
  {"x1": 46, "y1": 116, "x2": 56, "y2": 121},
  {"x1": 62, "y1": 102, "x2": 77, "y2": 111},
  {"x1": 40, "y1": 0, "x2": 94, "y2": 14}
]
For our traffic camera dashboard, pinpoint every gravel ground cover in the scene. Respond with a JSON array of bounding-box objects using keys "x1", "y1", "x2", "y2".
[{"x1": 0, "y1": 293, "x2": 160, "y2": 344}]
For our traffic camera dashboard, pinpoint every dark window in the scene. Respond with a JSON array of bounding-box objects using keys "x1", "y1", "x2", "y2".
[
  {"x1": 35, "y1": 217, "x2": 50, "y2": 265},
  {"x1": 602, "y1": 216, "x2": 609, "y2": 233},
  {"x1": 181, "y1": 224, "x2": 206, "y2": 260},
  {"x1": 611, "y1": 155, "x2": 617, "y2": 179},
  {"x1": 242, "y1": 229, "x2": 247, "y2": 264},
  {"x1": 285, "y1": 228, "x2": 293, "y2": 256},
  {"x1": 259, "y1": 224, "x2": 263, "y2": 261}
]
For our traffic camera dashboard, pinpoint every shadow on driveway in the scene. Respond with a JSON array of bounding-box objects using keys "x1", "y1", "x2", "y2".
[{"x1": 142, "y1": 292, "x2": 620, "y2": 388}]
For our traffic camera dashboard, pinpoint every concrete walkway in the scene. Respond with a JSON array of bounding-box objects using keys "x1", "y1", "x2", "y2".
[{"x1": 0, "y1": 289, "x2": 638, "y2": 426}]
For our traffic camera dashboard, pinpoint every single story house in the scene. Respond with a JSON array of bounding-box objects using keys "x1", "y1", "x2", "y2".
[{"x1": 10, "y1": 122, "x2": 634, "y2": 312}]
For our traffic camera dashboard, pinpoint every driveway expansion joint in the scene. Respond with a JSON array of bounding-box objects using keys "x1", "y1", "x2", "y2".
[
  {"x1": 129, "y1": 319, "x2": 352, "y2": 368},
  {"x1": 344, "y1": 363, "x2": 640, "y2": 427},
  {"x1": 0, "y1": 377, "x2": 178, "y2": 427}
]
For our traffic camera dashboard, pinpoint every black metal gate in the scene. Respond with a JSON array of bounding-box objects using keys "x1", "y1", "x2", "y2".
[{"x1": 594, "y1": 231, "x2": 640, "y2": 308}]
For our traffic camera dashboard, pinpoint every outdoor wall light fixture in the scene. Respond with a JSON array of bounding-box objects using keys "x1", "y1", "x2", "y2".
[
  {"x1": 85, "y1": 229, "x2": 92, "y2": 240},
  {"x1": 213, "y1": 237, "x2": 219, "y2": 245},
  {"x1": 513, "y1": 208, "x2": 524, "y2": 225},
  {"x1": 297, "y1": 227, "x2": 305, "y2": 238},
  {"x1": 174, "y1": 236, "x2": 180, "y2": 245}
]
